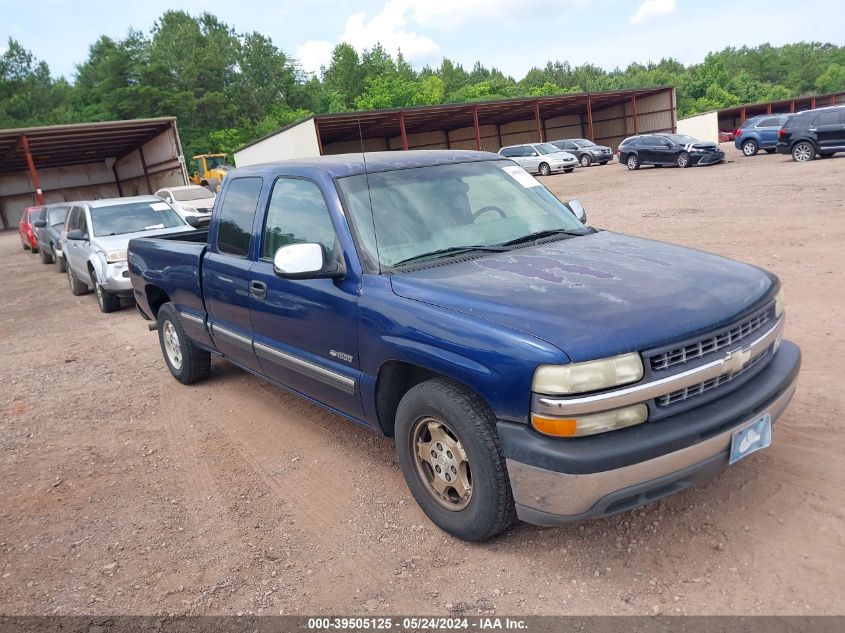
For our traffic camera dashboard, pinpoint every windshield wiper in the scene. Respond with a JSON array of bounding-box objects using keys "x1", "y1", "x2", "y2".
[
  {"x1": 392, "y1": 245, "x2": 509, "y2": 267},
  {"x1": 500, "y1": 228, "x2": 590, "y2": 247}
]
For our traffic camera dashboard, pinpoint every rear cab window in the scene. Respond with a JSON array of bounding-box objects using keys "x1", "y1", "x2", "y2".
[{"x1": 215, "y1": 177, "x2": 263, "y2": 257}]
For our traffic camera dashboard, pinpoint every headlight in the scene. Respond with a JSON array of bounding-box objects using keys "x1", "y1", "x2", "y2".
[
  {"x1": 531, "y1": 404, "x2": 648, "y2": 437},
  {"x1": 106, "y1": 249, "x2": 127, "y2": 263},
  {"x1": 532, "y1": 352, "x2": 643, "y2": 395},
  {"x1": 775, "y1": 287, "x2": 785, "y2": 318}
]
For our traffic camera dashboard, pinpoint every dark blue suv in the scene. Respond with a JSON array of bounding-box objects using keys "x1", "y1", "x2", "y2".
[{"x1": 735, "y1": 114, "x2": 791, "y2": 156}]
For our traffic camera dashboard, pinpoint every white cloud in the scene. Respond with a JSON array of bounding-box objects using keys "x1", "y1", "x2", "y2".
[
  {"x1": 630, "y1": 0, "x2": 677, "y2": 24},
  {"x1": 411, "y1": 0, "x2": 593, "y2": 29},
  {"x1": 297, "y1": 0, "x2": 440, "y2": 74}
]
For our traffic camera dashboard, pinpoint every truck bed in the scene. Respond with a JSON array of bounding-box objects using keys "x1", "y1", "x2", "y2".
[{"x1": 128, "y1": 230, "x2": 210, "y2": 323}]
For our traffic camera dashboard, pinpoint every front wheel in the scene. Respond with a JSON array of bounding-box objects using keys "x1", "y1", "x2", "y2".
[
  {"x1": 580, "y1": 154, "x2": 592, "y2": 167},
  {"x1": 395, "y1": 378, "x2": 516, "y2": 541},
  {"x1": 157, "y1": 303, "x2": 211, "y2": 385},
  {"x1": 792, "y1": 142, "x2": 815, "y2": 162},
  {"x1": 67, "y1": 264, "x2": 89, "y2": 296},
  {"x1": 56, "y1": 252, "x2": 67, "y2": 273},
  {"x1": 676, "y1": 151, "x2": 691, "y2": 168},
  {"x1": 92, "y1": 271, "x2": 121, "y2": 313},
  {"x1": 626, "y1": 154, "x2": 640, "y2": 170},
  {"x1": 39, "y1": 246, "x2": 54, "y2": 264},
  {"x1": 538, "y1": 162, "x2": 551, "y2": 177}
]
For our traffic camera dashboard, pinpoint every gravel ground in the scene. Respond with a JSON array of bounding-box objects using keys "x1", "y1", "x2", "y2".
[{"x1": 1, "y1": 146, "x2": 843, "y2": 616}]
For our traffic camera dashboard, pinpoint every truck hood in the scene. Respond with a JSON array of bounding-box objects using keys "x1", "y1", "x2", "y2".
[{"x1": 389, "y1": 231, "x2": 775, "y2": 362}]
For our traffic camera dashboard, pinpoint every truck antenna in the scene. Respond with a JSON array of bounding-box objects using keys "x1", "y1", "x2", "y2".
[{"x1": 357, "y1": 116, "x2": 382, "y2": 274}]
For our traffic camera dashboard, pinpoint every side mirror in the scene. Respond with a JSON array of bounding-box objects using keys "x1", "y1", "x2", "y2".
[
  {"x1": 567, "y1": 199, "x2": 587, "y2": 224},
  {"x1": 273, "y1": 243, "x2": 344, "y2": 280},
  {"x1": 530, "y1": 152, "x2": 539, "y2": 157},
  {"x1": 33, "y1": 220, "x2": 46, "y2": 228},
  {"x1": 184, "y1": 215, "x2": 209, "y2": 228},
  {"x1": 66, "y1": 229, "x2": 86, "y2": 241}
]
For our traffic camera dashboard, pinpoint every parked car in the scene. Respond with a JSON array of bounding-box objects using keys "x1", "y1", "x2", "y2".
[
  {"x1": 549, "y1": 138, "x2": 613, "y2": 167},
  {"x1": 734, "y1": 114, "x2": 792, "y2": 156},
  {"x1": 154, "y1": 185, "x2": 216, "y2": 225},
  {"x1": 618, "y1": 134, "x2": 725, "y2": 170},
  {"x1": 18, "y1": 205, "x2": 45, "y2": 253},
  {"x1": 498, "y1": 143, "x2": 578, "y2": 175},
  {"x1": 718, "y1": 130, "x2": 735, "y2": 143},
  {"x1": 33, "y1": 202, "x2": 70, "y2": 267},
  {"x1": 128, "y1": 150, "x2": 799, "y2": 542},
  {"x1": 777, "y1": 105, "x2": 845, "y2": 162},
  {"x1": 60, "y1": 196, "x2": 191, "y2": 313}
]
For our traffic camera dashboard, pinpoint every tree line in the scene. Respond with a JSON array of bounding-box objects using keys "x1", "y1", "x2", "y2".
[{"x1": 2, "y1": 10, "x2": 844, "y2": 160}]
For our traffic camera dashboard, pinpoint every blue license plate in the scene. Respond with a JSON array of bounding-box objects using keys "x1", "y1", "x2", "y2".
[{"x1": 729, "y1": 414, "x2": 772, "y2": 465}]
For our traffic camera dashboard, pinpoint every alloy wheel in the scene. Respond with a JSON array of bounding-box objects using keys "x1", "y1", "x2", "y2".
[
  {"x1": 411, "y1": 416, "x2": 472, "y2": 511},
  {"x1": 162, "y1": 320, "x2": 183, "y2": 370}
]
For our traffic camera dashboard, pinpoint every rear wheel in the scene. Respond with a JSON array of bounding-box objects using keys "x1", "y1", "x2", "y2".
[
  {"x1": 580, "y1": 154, "x2": 592, "y2": 167},
  {"x1": 395, "y1": 378, "x2": 516, "y2": 541},
  {"x1": 742, "y1": 140, "x2": 759, "y2": 156},
  {"x1": 157, "y1": 303, "x2": 211, "y2": 385},
  {"x1": 538, "y1": 162, "x2": 551, "y2": 177},
  {"x1": 676, "y1": 151, "x2": 691, "y2": 168},
  {"x1": 92, "y1": 270, "x2": 121, "y2": 313},
  {"x1": 67, "y1": 264, "x2": 89, "y2": 296},
  {"x1": 792, "y1": 142, "x2": 815, "y2": 162},
  {"x1": 626, "y1": 154, "x2": 640, "y2": 170}
]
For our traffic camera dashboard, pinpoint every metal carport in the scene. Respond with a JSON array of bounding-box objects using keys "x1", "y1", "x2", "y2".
[
  {"x1": 235, "y1": 87, "x2": 677, "y2": 166},
  {"x1": 0, "y1": 117, "x2": 189, "y2": 230}
]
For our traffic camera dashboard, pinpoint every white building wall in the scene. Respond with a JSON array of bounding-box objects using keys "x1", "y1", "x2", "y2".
[
  {"x1": 234, "y1": 119, "x2": 321, "y2": 166},
  {"x1": 677, "y1": 111, "x2": 719, "y2": 144}
]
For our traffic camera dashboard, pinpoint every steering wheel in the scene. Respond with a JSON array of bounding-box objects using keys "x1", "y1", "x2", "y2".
[{"x1": 472, "y1": 205, "x2": 507, "y2": 221}]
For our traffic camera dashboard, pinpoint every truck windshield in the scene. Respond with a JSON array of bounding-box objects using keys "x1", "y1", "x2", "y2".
[
  {"x1": 90, "y1": 201, "x2": 185, "y2": 237},
  {"x1": 337, "y1": 160, "x2": 586, "y2": 269}
]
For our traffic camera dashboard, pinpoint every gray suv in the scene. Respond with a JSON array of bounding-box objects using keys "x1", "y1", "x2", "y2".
[
  {"x1": 550, "y1": 138, "x2": 614, "y2": 167},
  {"x1": 60, "y1": 196, "x2": 191, "y2": 313},
  {"x1": 498, "y1": 143, "x2": 578, "y2": 176}
]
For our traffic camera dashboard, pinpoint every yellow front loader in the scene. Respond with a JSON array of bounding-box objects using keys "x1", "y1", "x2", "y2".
[{"x1": 189, "y1": 153, "x2": 232, "y2": 192}]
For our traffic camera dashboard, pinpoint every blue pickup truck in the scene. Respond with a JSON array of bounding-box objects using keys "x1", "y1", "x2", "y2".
[{"x1": 128, "y1": 150, "x2": 800, "y2": 541}]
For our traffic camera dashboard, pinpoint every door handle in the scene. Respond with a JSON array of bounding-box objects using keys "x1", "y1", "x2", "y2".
[{"x1": 249, "y1": 280, "x2": 267, "y2": 300}]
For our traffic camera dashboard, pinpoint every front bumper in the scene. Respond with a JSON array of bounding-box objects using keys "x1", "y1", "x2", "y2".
[
  {"x1": 499, "y1": 340, "x2": 800, "y2": 525},
  {"x1": 100, "y1": 261, "x2": 133, "y2": 296},
  {"x1": 550, "y1": 161, "x2": 577, "y2": 172},
  {"x1": 590, "y1": 151, "x2": 613, "y2": 162},
  {"x1": 692, "y1": 151, "x2": 726, "y2": 166}
]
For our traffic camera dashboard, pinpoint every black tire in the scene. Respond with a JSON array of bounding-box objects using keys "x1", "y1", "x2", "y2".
[
  {"x1": 67, "y1": 263, "x2": 89, "y2": 296},
  {"x1": 538, "y1": 162, "x2": 551, "y2": 177},
  {"x1": 676, "y1": 151, "x2": 691, "y2": 168},
  {"x1": 741, "y1": 139, "x2": 759, "y2": 156},
  {"x1": 92, "y1": 270, "x2": 121, "y2": 313},
  {"x1": 819, "y1": 152, "x2": 834, "y2": 159},
  {"x1": 39, "y1": 246, "x2": 53, "y2": 264},
  {"x1": 21, "y1": 241, "x2": 28, "y2": 251},
  {"x1": 157, "y1": 303, "x2": 211, "y2": 385},
  {"x1": 564, "y1": 167, "x2": 574, "y2": 174},
  {"x1": 56, "y1": 252, "x2": 67, "y2": 273},
  {"x1": 792, "y1": 141, "x2": 815, "y2": 162},
  {"x1": 580, "y1": 154, "x2": 592, "y2": 167},
  {"x1": 764, "y1": 148, "x2": 776, "y2": 154},
  {"x1": 395, "y1": 377, "x2": 516, "y2": 541},
  {"x1": 626, "y1": 154, "x2": 640, "y2": 170},
  {"x1": 30, "y1": 244, "x2": 39, "y2": 254}
]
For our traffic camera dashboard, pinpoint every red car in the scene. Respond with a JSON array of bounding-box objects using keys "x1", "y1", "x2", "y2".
[
  {"x1": 718, "y1": 130, "x2": 736, "y2": 143},
  {"x1": 18, "y1": 205, "x2": 45, "y2": 252}
]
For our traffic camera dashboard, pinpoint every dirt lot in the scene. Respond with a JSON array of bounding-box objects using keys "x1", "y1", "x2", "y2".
[{"x1": 1, "y1": 148, "x2": 843, "y2": 617}]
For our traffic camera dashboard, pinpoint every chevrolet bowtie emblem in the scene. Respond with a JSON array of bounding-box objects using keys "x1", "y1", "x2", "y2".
[{"x1": 724, "y1": 347, "x2": 752, "y2": 374}]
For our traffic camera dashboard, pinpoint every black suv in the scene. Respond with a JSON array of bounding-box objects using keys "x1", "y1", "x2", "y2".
[
  {"x1": 617, "y1": 133, "x2": 725, "y2": 170},
  {"x1": 776, "y1": 105, "x2": 845, "y2": 162}
]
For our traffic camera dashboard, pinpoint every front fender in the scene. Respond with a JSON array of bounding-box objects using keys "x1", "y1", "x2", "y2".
[{"x1": 357, "y1": 275, "x2": 567, "y2": 425}]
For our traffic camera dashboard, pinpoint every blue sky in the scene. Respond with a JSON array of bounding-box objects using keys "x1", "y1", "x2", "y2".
[{"x1": 2, "y1": 0, "x2": 843, "y2": 80}]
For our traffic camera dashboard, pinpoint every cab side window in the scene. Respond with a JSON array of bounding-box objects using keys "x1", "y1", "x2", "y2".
[
  {"x1": 262, "y1": 178, "x2": 337, "y2": 260},
  {"x1": 216, "y1": 177, "x2": 263, "y2": 257}
]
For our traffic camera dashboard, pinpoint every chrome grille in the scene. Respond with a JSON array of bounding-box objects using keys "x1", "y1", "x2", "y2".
[
  {"x1": 650, "y1": 310, "x2": 770, "y2": 372},
  {"x1": 655, "y1": 350, "x2": 769, "y2": 407}
]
